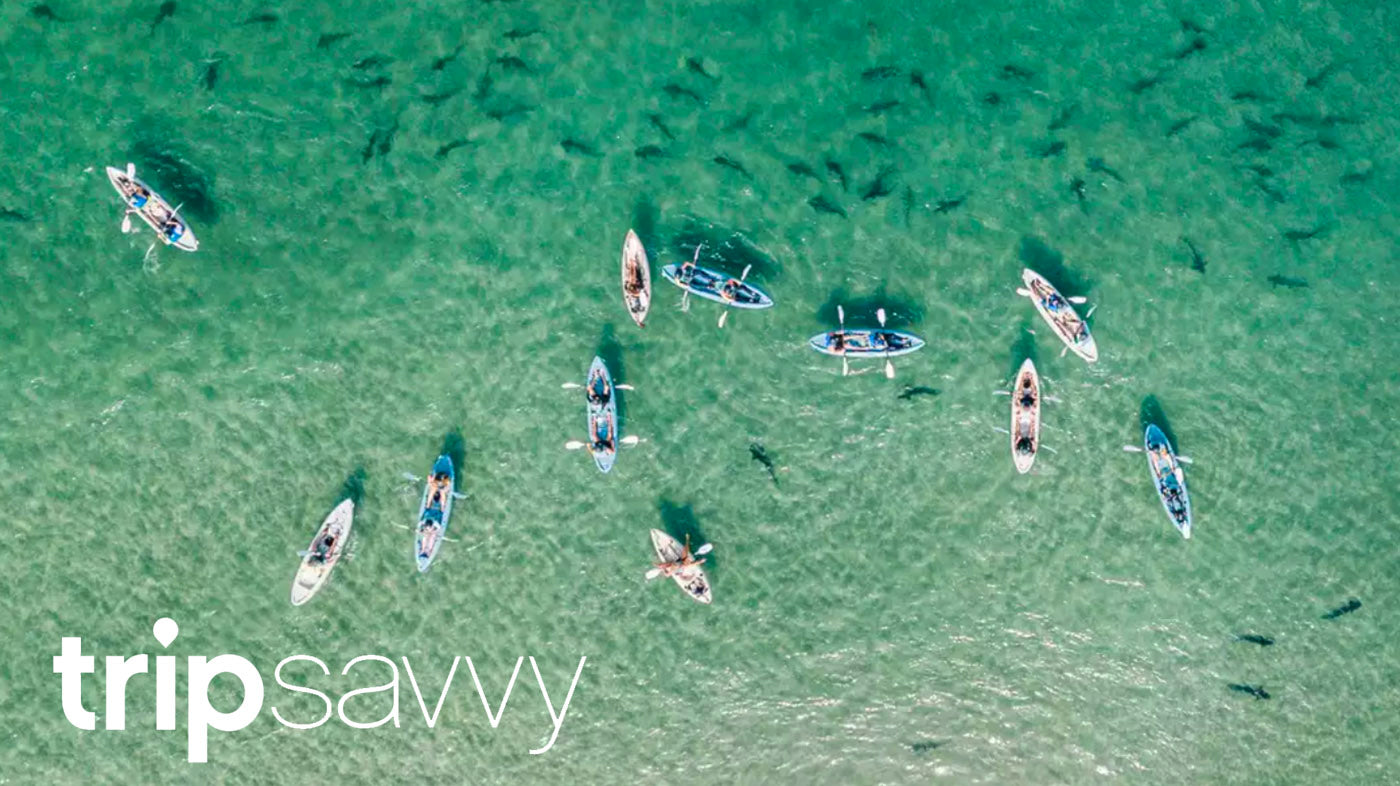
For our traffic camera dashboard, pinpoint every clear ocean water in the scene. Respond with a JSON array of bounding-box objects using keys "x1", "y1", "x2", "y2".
[{"x1": 2, "y1": 0, "x2": 1398, "y2": 783}]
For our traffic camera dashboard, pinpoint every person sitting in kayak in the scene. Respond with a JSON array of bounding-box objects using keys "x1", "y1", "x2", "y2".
[
  {"x1": 625, "y1": 266, "x2": 646, "y2": 296},
  {"x1": 162, "y1": 219, "x2": 185, "y2": 244},
  {"x1": 1015, "y1": 436, "x2": 1034, "y2": 455},
  {"x1": 830, "y1": 331, "x2": 846, "y2": 353},
  {"x1": 587, "y1": 373, "x2": 611, "y2": 406},
  {"x1": 310, "y1": 534, "x2": 335, "y2": 564},
  {"x1": 128, "y1": 186, "x2": 150, "y2": 209},
  {"x1": 719, "y1": 278, "x2": 743, "y2": 302},
  {"x1": 591, "y1": 417, "x2": 614, "y2": 454}
]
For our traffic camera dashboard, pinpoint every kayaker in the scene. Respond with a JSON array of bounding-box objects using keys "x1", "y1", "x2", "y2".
[
  {"x1": 1015, "y1": 436, "x2": 1034, "y2": 455},
  {"x1": 128, "y1": 186, "x2": 150, "y2": 209},
  {"x1": 830, "y1": 331, "x2": 846, "y2": 352},
  {"x1": 587, "y1": 373, "x2": 611, "y2": 405},
  {"x1": 310, "y1": 534, "x2": 335, "y2": 564},
  {"x1": 163, "y1": 219, "x2": 184, "y2": 244}
]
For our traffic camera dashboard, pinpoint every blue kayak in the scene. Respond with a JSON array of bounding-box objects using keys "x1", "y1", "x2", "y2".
[
  {"x1": 585, "y1": 356, "x2": 618, "y2": 473},
  {"x1": 660, "y1": 263, "x2": 774, "y2": 309},
  {"x1": 1144, "y1": 425, "x2": 1192, "y2": 539},
  {"x1": 808, "y1": 329, "x2": 925, "y2": 358},
  {"x1": 415, "y1": 454, "x2": 456, "y2": 571}
]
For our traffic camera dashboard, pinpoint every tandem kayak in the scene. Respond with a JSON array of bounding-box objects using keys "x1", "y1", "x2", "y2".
[
  {"x1": 660, "y1": 262, "x2": 774, "y2": 310},
  {"x1": 649, "y1": 529, "x2": 712, "y2": 604},
  {"x1": 415, "y1": 454, "x2": 457, "y2": 571},
  {"x1": 621, "y1": 230, "x2": 651, "y2": 327},
  {"x1": 290, "y1": 499, "x2": 354, "y2": 606},
  {"x1": 1010, "y1": 359, "x2": 1040, "y2": 474},
  {"x1": 104, "y1": 163, "x2": 199, "y2": 252},
  {"x1": 808, "y1": 329, "x2": 925, "y2": 358},
  {"x1": 1020, "y1": 269, "x2": 1096, "y2": 362},
  {"x1": 585, "y1": 356, "x2": 619, "y2": 473},
  {"x1": 1144, "y1": 425, "x2": 1192, "y2": 538}
]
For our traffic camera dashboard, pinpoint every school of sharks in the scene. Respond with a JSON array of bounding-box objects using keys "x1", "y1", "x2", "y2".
[{"x1": 15, "y1": 1, "x2": 1376, "y2": 724}]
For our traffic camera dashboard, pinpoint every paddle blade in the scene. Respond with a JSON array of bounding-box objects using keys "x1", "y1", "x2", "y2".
[
  {"x1": 877, "y1": 308, "x2": 887, "y2": 326},
  {"x1": 718, "y1": 310, "x2": 729, "y2": 328},
  {"x1": 1085, "y1": 304, "x2": 1098, "y2": 319},
  {"x1": 1016, "y1": 287, "x2": 1032, "y2": 297},
  {"x1": 692, "y1": 244, "x2": 702, "y2": 264},
  {"x1": 561, "y1": 382, "x2": 582, "y2": 389},
  {"x1": 841, "y1": 356, "x2": 850, "y2": 377},
  {"x1": 885, "y1": 359, "x2": 896, "y2": 379},
  {"x1": 738, "y1": 264, "x2": 752, "y2": 282},
  {"x1": 694, "y1": 543, "x2": 713, "y2": 556},
  {"x1": 565, "y1": 441, "x2": 586, "y2": 450},
  {"x1": 993, "y1": 390, "x2": 1012, "y2": 396},
  {"x1": 120, "y1": 214, "x2": 132, "y2": 233},
  {"x1": 645, "y1": 568, "x2": 663, "y2": 580},
  {"x1": 452, "y1": 492, "x2": 467, "y2": 500},
  {"x1": 837, "y1": 305, "x2": 845, "y2": 326},
  {"x1": 1068, "y1": 295, "x2": 1088, "y2": 304},
  {"x1": 1123, "y1": 445, "x2": 1143, "y2": 453},
  {"x1": 620, "y1": 435, "x2": 642, "y2": 446},
  {"x1": 615, "y1": 384, "x2": 635, "y2": 391},
  {"x1": 1177, "y1": 455, "x2": 1194, "y2": 465},
  {"x1": 400, "y1": 472, "x2": 422, "y2": 482},
  {"x1": 1060, "y1": 345, "x2": 1069, "y2": 357},
  {"x1": 126, "y1": 162, "x2": 135, "y2": 177}
]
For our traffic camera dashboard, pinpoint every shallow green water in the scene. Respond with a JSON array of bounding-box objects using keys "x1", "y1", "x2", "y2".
[{"x1": 2, "y1": 0, "x2": 1399, "y2": 783}]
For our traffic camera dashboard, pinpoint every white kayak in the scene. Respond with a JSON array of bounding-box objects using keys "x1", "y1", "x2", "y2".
[
  {"x1": 1020, "y1": 269, "x2": 1096, "y2": 362},
  {"x1": 290, "y1": 499, "x2": 354, "y2": 606},
  {"x1": 105, "y1": 163, "x2": 199, "y2": 252},
  {"x1": 621, "y1": 230, "x2": 651, "y2": 327},
  {"x1": 1010, "y1": 358, "x2": 1040, "y2": 473},
  {"x1": 649, "y1": 529, "x2": 712, "y2": 604}
]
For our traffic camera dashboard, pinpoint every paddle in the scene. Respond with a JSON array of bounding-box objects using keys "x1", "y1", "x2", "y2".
[
  {"x1": 1122, "y1": 445, "x2": 1193, "y2": 464},
  {"x1": 565, "y1": 435, "x2": 641, "y2": 451},
  {"x1": 836, "y1": 305, "x2": 849, "y2": 377},
  {"x1": 717, "y1": 264, "x2": 753, "y2": 329},
  {"x1": 400, "y1": 472, "x2": 467, "y2": 499},
  {"x1": 561, "y1": 382, "x2": 635, "y2": 391},
  {"x1": 680, "y1": 244, "x2": 701, "y2": 313},
  {"x1": 1016, "y1": 287, "x2": 1032, "y2": 297},
  {"x1": 645, "y1": 542, "x2": 713, "y2": 579},
  {"x1": 876, "y1": 308, "x2": 895, "y2": 379}
]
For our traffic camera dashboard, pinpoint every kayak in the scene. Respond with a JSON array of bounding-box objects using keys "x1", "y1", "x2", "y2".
[
  {"x1": 621, "y1": 230, "x2": 651, "y2": 327},
  {"x1": 415, "y1": 454, "x2": 457, "y2": 571},
  {"x1": 1010, "y1": 358, "x2": 1040, "y2": 474},
  {"x1": 290, "y1": 499, "x2": 354, "y2": 606},
  {"x1": 1144, "y1": 424, "x2": 1192, "y2": 539},
  {"x1": 808, "y1": 329, "x2": 925, "y2": 358},
  {"x1": 649, "y1": 529, "x2": 712, "y2": 604},
  {"x1": 660, "y1": 263, "x2": 774, "y2": 309},
  {"x1": 1020, "y1": 269, "x2": 1096, "y2": 362},
  {"x1": 104, "y1": 164, "x2": 199, "y2": 252},
  {"x1": 585, "y1": 356, "x2": 619, "y2": 473}
]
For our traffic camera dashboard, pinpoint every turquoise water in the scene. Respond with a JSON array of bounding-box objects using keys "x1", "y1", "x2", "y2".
[{"x1": 2, "y1": 0, "x2": 1399, "y2": 783}]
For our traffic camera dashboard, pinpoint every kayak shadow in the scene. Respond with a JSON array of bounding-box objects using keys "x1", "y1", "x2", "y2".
[
  {"x1": 1008, "y1": 323, "x2": 1039, "y2": 380},
  {"x1": 595, "y1": 325, "x2": 629, "y2": 432},
  {"x1": 129, "y1": 137, "x2": 219, "y2": 225},
  {"x1": 338, "y1": 467, "x2": 367, "y2": 506},
  {"x1": 816, "y1": 285, "x2": 924, "y2": 329},
  {"x1": 440, "y1": 430, "x2": 467, "y2": 489},
  {"x1": 669, "y1": 217, "x2": 781, "y2": 281},
  {"x1": 658, "y1": 499, "x2": 716, "y2": 575},
  {"x1": 1139, "y1": 396, "x2": 1181, "y2": 451},
  {"x1": 632, "y1": 195, "x2": 660, "y2": 253},
  {"x1": 1018, "y1": 236, "x2": 1092, "y2": 297}
]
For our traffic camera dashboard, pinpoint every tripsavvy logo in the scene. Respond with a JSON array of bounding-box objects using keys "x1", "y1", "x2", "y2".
[{"x1": 53, "y1": 618, "x2": 587, "y2": 763}]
